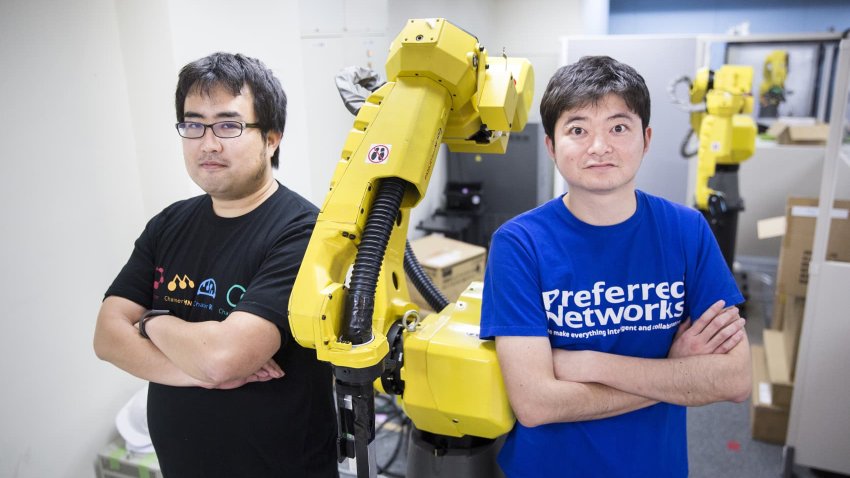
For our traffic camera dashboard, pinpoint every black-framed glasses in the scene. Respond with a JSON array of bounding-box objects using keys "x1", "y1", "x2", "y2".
[{"x1": 175, "y1": 121, "x2": 261, "y2": 139}]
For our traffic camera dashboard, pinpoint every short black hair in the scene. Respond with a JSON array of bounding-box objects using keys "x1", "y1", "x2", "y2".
[
  {"x1": 540, "y1": 56, "x2": 650, "y2": 141},
  {"x1": 175, "y1": 52, "x2": 287, "y2": 168}
]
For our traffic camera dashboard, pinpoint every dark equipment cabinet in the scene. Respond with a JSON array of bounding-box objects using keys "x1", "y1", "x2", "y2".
[{"x1": 418, "y1": 123, "x2": 553, "y2": 247}]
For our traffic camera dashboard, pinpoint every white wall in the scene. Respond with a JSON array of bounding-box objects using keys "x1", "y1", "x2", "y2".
[
  {"x1": 0, "y1": 1, "x2": 311, "y2": 476},
  {"x1": 298, "y1": 0, "x2": 390, "y2": 218},
  {"x1": 0, "y1": 1, "x2": 591, "y2": 476},
  {"x1": 114, "y1": 0, "x2": 188, "y2": 217},
  {"x1": 0, "y1": 1, "x2": 148, "y2": 476}
]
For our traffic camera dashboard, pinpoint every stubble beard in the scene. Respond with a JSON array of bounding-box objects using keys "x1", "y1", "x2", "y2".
[{"x1": 193, "y1": 146, "x2": 271, "y2": 201}]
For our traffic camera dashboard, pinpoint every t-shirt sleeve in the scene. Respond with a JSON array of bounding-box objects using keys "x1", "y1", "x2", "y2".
[
  {"x1": 685, "y1": 214, "x2": 745, "y2": 321},
  {"x1": 104, "y1": 217, "x2": 158, "y2": 309},
  {"x1": 480, "y1": 225, "x2": 549, "y2": 340},
  {"x1": 231, "y1": 218, "x2": 314, "y2": 330}
]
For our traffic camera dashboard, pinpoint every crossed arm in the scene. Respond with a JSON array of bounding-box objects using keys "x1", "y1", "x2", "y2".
[
  {"x1": 497, "y1": 300, "x2": 751, "y2": 428},
  {"x1": 93, "y1": 296, "x2": 284, "y2": 389}
]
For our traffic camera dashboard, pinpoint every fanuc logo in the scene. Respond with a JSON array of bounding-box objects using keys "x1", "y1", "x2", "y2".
[{"x1": 543, "y1": 280, "x2": 685, "y2": 331}]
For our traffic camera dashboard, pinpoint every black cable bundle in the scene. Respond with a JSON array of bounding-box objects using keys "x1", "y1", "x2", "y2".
[
  {"x1": 403, "y1": 241, "x2": 450, "y2": 312},
  {"x1": 374, "y1": 393, "x2": 411, "y2": 477},
  {"x1": 343, "y1": 178, "x2": 407, "y2": 344}
]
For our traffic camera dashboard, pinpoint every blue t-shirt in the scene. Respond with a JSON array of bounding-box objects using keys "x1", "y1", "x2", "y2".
[{"x1": 480, "y1": 190, "x2": 743, "y2": 478}]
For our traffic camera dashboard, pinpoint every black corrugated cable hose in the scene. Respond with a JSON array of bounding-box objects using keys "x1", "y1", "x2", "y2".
[
  {"x1": 343, "y1": 177, "x2": 408, "y2": 344},
  {"x1": 404, "y1": 241, "x2": 450, "y2": 312}
]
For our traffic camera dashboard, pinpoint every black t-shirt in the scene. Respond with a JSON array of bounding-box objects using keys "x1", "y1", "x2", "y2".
[{"x1": 106, "y1": 183, "x2": 338, "y2": 477}]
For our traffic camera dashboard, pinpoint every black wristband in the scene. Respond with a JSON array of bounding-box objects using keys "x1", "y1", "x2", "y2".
[{"x1": 139, "y1": 309, "x2": 170, "y2": 339}]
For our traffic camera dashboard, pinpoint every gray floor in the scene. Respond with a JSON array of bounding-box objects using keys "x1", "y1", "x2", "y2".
[
  {"x1": 687, "y1": 259, "x2": 845, "y2": 478},
  {"x1": 686, "y1": 302, "x2": 804, "y2": 478},
  {"x1": 345, "y1": 258, "x2": 847, "y2": 478}
]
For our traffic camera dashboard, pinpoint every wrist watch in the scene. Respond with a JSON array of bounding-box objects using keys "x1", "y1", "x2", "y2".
[{"x1": 139, "y1": 309, "x2": 170, "y2": 339}]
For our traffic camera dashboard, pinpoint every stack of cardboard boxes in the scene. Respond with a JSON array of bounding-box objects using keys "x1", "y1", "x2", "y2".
[{"x1": 751, "y1": 197, "x2": 850, "y2": 444}]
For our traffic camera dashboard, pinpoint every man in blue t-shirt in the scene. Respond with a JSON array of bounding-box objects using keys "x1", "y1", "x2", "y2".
[{"x1": 480, "y1": 56, "x2": 752, "y2": 478}]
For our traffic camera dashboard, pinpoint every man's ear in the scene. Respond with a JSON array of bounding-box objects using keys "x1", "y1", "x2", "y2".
[
  {"x1": 643, "y1": 126, "x2": 652, "y2": 154},
  {"x1": 266, "y1": 130, "x2": 282, "y2": 154},
  {"x1": 545, "y1": 134, "x2": 556, "y2": 159}
]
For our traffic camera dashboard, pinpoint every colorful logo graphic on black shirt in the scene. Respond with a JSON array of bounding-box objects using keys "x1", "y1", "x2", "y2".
[
  {"x1": 192, "y1": 278, "x2": 216, "y2": 312},
  {"x1": 197, "y1": 279, "x2": 217, "y2": 298},
  {"x1": 227, "y1": 284, "x2": 246, "y2": 307},
  {"x1": 167, "y1": 274, "x2": 194, "y2": 291},
  {"x1": 157, "y1": 269, "x2": 244, "y2": 317},
  {"x1": 153, "y1": 267, "x2": 165, "y2": 290}
]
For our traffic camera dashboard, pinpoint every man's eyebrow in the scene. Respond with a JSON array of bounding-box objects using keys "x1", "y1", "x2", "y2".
[
  {"x1": 182, "y1": 111, "x2": 242, "y2": 120},
  {"x1": 563, "y1": 114, "x2": 588, "y2": 125},
  {"x1": 608, "y1": 112, "x2": 637, "y2": 122},
  {"x1": 561, "y1": 112, "x2": 637, "y2": 128}
]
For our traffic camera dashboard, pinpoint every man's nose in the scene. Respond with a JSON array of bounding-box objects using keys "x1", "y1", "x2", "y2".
[
  {"x1": 587, "y1": 133, "x2": 611, "y2": 156},
  {"x1": 200, "y1": 127, "x2": 222, "y2": 152}
]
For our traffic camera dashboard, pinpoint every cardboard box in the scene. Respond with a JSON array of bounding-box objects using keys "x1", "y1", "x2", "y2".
[
  {"x1": 751, "y1": 344, "x2": 790, "y2": 444},
  {"x1": 775, "y1": 197, "x2": 850, "y2": 297},
  {"x1": 95, "y1": 440, "x2": 161, "y2": 478},
  {"x1": 763, "y1": 329, "x2": 793, "y2": 409},
  {"x1": 765, "y1": 120, "x2": 830, "y2": 145},
  {"x1": 781, "y1": 295, "x2": 805, "y2": 380},
  {"x1": 407, "y1": 234, "x2": 486, "y2": 310},
  {"x1": 769, "y1": 293, "x2": 806, "y2": 378},
  {"x1": 770, "y1": 292, "x2": 786, "y2": 331}
]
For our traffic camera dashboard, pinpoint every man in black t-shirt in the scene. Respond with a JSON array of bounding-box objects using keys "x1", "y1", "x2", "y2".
[{"x1": 94, "y1": 53, "x2": 338, "y2": 477}]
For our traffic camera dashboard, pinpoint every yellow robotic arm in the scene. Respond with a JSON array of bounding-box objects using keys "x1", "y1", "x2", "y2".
[
  {"x1": 689, "y1": 65, "x2": 756, "y2": 211},
  {"x1": 686, "y1": 65, "x2": 756, "y2": 270},
  {"x1": 289, "y1": 18, "x2": 533, "y2": 478},
  {"x1": 759, "y1": 49, "x2": 788, "y2": 118}
]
